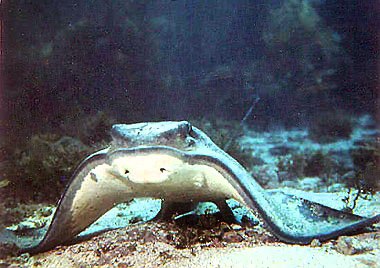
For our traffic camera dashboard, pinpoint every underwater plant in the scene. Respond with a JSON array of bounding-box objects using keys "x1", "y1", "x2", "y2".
[
  {"x1": 262, "y1": 0, "x2": 344, "y2": 77},
  {"x1": 257, "y1": 0, "x2": 350, "y2": 128},
  {"x1": 342, "y1": 169, "x2": 378, "y2": 213},
  {"x1": 277, "y1": 153, "x2": 306, "y2": 181},
  {"x1": 308, "y1": 110, "x2": 353, "y2": 143},
  {"x1": 341, "y1": 140, "x2": 379, "y2": 212},
  {"x1": 276, "y1": 149, "x2": 336, "y2": 183},
  {"x1": 1, "y1": 134, "x2": 92, "y2": 202},
  {"x1": 1, "y1": 111, "x2": 115, "y2": 202},
  {"x1": 3, "y1": 0, "x2": 164, "y2": 146},
  {"x1": 304, "y1": 150, "x2": 335, "y2": 180},
  {"x1": 59, "y1": 111, "x2": 116, "y2": 145},
  {"x1": 349, "y1": 141, "x2": 379, "y2": 193}
]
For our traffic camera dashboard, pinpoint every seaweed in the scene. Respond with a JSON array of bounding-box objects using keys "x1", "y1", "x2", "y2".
[
  {"x1": 277, "y1": 153, "x2": 306, "y2": 181},
  {"x1": 304, "y1": 150, "x2": 335, "y2": 180},
  {"x1": 1, "y1": 134, "x2": 93, "y2": 202},
  {"x1": 308, "y1": 111, "x2": 353, "y2": 143},
  {"x1": 342, "y1": 140, "x2": 379, "y2": 212},
  {"x1": 277, "y1": 150, "x2": 336, "y2": 182},
  {"x1": 262, "y1": 0, "x2": 346, "y2": 93}
]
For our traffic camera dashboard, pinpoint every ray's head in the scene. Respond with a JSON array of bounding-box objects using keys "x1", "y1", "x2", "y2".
[{"x1": 108, "y1": 149, "x2": 184, "y2": 184}]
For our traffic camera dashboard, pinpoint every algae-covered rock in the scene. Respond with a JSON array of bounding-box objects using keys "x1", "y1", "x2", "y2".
[
  {"x1": 349, "y1": 140, "x2": 380, "y2": 194},
  {"x1": 262, "y1": 0, "x2": 346, "y2": 81},
  {"x1": 308, "y1": 111, "x2": 353, "y2": 143},
  {"x1": 59, "y1": 111, "x2": 116, "y2": 145},
  {"x1": 2, "y1": 134, "x2": 94, "y2": 202}
]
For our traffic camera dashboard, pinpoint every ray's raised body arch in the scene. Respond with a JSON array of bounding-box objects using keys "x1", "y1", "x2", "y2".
[{"x1": 21, "y1": 121, "x2": 380, "y2": 254}]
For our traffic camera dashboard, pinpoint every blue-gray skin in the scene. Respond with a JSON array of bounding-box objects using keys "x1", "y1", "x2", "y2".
[{"x1": 20, "y1": 121, "x2": 380, "y2": 254}]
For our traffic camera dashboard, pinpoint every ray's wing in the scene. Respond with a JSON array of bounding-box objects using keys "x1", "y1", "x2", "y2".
[
  {"x1": 263, "y1": 190, "x2": 380, "y2": 243},
  {"x1": 190, "y1": 152, "x2": 380, "y2": 244},
  {"x1": 20, "y1": 142, "x2": 380, "y2": 254},
  {"x1": 21, "y1": 149, "x2": 133, "y2": 254}
]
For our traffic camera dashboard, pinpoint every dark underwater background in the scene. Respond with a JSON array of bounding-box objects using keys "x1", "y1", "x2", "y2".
[{"x1": 0, "y1": 0, "x2": 378, "y2": 225}]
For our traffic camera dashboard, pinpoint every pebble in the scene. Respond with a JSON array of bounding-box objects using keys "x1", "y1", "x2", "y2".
[
  {"x1": 310, "y1": 239, "x2": 321, "y2": 247},
  {"x1": 335, "y1": 236, "x2": 374, "y2": 255}
]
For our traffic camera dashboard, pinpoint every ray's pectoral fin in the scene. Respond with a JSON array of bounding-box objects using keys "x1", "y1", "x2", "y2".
[
  {"x1": 262, "y1": 190, "x2": 380, "y2": 244},
  {"x1": 19, "y1": 121, "x2": 380, "y2": 255},
  {"x1": 21, "y1": 151, "x2": 133, "y2": 254}
]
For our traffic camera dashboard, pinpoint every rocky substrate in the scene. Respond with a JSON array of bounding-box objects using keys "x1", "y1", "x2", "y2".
[
  {"x1": 0, "y1": 190, "x2": 379, "y2": 268},
  {"x1": 0, "y1": 217, "x2": 379, "y2": 268},
  {"x1": 0, "y1": 115, "x2": 378, "y2": 267}
]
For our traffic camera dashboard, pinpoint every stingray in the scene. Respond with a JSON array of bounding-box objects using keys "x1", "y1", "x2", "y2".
[{"x1": 19, "y1": 121, "x2": 380, "y2": 254}]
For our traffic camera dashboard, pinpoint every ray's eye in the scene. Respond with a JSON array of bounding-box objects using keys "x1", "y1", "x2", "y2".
[
  {"x1": 160, "y1": 168, "x2": 166, "y2": 173},
  {"x1": 124, "y1": 169, "x2": 129, "y2": 175}
]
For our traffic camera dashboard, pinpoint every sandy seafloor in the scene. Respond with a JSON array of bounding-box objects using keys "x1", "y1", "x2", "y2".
[
  {"x1": 1, "y1": 194, "x2": 379, "y2": 268},
  {"x1": 0, "y1": 115, "x2": 379, "y2": 267}
]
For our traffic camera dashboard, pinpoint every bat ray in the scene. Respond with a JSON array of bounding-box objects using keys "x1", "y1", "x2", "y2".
[{"x1": 19, "y1": 121, "x2": 380, "y2": 254}]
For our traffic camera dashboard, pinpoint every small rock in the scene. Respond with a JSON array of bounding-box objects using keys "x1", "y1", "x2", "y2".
[
  {"x1": 230, "y1": 224, "x2": 243, "y2": 230},
  {"x1": 281, "y1": 180, "x2": 298, "y2": 188},
  {"x1": 335, "y1": 236, "x2": 374, "y2": 255},
  {"x1": 327, "y1": 183, "x2": 346, "y2": 192},
  {"x1": 222, "y1": 230, "x2": 243, "y2": 243},
  {"x1": 336, "y1": 237, "x2": 355, "y2": 255},
  {"x1": 143, "y1": 231, "x2": 155, "y2": 243},
  {"x1": 310, "y1": 239, "x2": 321, "y2": 247},
  {"x1": 117, "y1": 262, "x2": 133, "y2": 268},
  {"x1": 300, "y1": 177, "x2": 322, "y2": 191}
]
